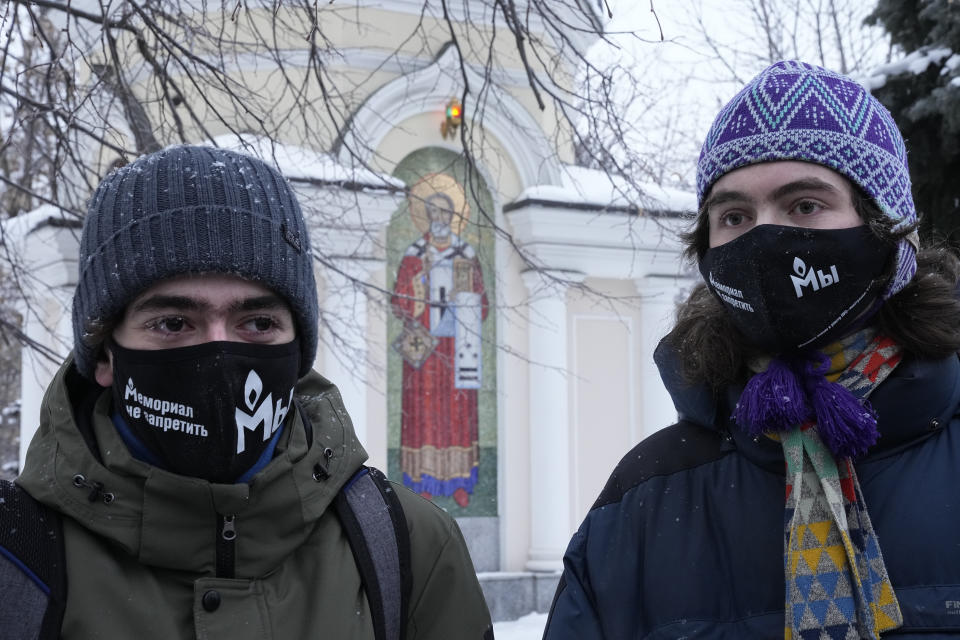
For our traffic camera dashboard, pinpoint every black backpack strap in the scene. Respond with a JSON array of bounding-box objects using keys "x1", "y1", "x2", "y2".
[
  {"x1": 0, "y1": 480, "x2": 66, "y2": 640},
  {"x1": 334, "y1": 466, "x2": 411, "y2": 640}
]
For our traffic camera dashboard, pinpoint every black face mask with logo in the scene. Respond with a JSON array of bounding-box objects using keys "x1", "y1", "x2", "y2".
[
  {"x1": 699, "y1": 225, "x2": 894, "y2": 354},
  {"x1": 108, "y1": 339, "x2": 301, "y2": 483}
]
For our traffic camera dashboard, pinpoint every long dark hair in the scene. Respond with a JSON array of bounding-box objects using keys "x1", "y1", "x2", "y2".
[{"x1": 668, "y1": 182, "x2": 960, "y2": 388}]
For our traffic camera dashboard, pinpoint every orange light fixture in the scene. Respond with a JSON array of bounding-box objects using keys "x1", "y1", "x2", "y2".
[{"x1": 441, "y1": 98, "x2": 463, "y2": 139}]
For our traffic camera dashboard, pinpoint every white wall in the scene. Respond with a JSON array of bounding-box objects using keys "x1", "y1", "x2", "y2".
[{"x1": 567, "y1": 276, "x2": 687, "y2": 530}]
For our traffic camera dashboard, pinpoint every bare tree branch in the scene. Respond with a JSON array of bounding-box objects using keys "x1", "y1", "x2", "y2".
[{"x1": 0, "y1": 0, "x2": 681, "y2": 369}]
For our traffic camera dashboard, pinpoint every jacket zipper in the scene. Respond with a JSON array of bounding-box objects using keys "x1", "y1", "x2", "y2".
[{"x1": 216, "y1": 514, "x2": 237, "y2": 578}]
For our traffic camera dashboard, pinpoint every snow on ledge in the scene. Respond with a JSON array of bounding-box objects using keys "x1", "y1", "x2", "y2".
[
  {"x1": 0, "y1": 204, "x2": 79, "y2": 248},
  {"x1": 209, "y1": 134, "x2": 404, "y2": 191},
  {"x1": 511, "y1": 164, "x2": 696, "y2": 216}
]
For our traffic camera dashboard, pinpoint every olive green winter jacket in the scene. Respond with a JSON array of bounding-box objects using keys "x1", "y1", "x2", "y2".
[{"x1": 17, "y1": 359, "x2": 493, "y2": 639}]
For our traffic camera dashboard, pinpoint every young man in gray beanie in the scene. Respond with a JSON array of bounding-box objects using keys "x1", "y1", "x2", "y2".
[
  {"x1": 545, "y1": 61, "x2": 960, "y2": 639},
  {"x1": 4, "y1": 145, "x2": 493, "y2": 639}
]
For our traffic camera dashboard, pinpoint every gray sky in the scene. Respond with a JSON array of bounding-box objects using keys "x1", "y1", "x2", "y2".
[{"x1": 590, "y1": 0, "x2": 892, "y2": 188}]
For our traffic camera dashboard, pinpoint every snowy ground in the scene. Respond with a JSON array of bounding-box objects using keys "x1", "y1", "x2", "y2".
[{"x1": 493, "y1": 612, "x2": 547, "y2": 640}]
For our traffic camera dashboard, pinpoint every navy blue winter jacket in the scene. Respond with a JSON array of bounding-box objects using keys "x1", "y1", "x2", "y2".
[{"x1": 544, "y1": 343, "x2": 960, "y2": 639}]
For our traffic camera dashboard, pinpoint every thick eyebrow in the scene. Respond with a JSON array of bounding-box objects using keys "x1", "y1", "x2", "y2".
[
  {"x1": 129, "y1": 294, "x2": 205, "y2": 314},
  {"x1": 704, "y1": 177, "x2": 842, "y2": 212},
  {"x1": 703, "y1": 189, "x2": 751, "y2": 212},
  {"x1": 129, "y1": 294, "x2": 288, "y2": 315},
  {"x1": 230, "y1": 295, "x2": 290, "y2": 313},
  {"x1": 769, "y1": 177, "x2": 841, "y2": 200}
]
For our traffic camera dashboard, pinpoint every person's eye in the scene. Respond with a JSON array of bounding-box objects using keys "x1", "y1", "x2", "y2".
[
  {"x1": 243, "y1": 316, "x2": 280, "y2": 333},
  {"x1": 719, "y1": 211, "x2": 746, "y2": 227},
  {"x1": 145, "y1": 316, "x2": 190, "y2": 334},
  {"x1": 792, "y1": 199, "x2": 825, "y2": 216}
]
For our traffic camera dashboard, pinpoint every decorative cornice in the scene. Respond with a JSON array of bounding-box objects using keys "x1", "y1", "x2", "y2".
[
  {"x1": 504, "y1": 197, "x2": 640, "y2": 215},
  {"x1": 507, "y1": 203, "x2": 689, "y2": 280},
  {"x1": 296, "y1": 182, "x2": 405, "y2": 260}
]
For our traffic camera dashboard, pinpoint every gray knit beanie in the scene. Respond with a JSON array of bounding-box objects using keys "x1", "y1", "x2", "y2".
[{"x1": 72, "y1": 144, "x2": 318, "y2": 379}]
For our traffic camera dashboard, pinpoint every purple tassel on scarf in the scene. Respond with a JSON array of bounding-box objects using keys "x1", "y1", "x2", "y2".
[
  {"x1": 804, "y1": 355, "x2": 879, "y2": 458},
  {"x1": 733, "y1": 358, "x2": 810, "y2": 437},
  {"x1": 734, "y1": 353, "x2": 878, "y2": 458}
]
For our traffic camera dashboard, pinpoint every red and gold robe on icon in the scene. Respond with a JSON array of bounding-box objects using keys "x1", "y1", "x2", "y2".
[{"x1": 391, "y1": 233, "x2": 488, "y2": 505}]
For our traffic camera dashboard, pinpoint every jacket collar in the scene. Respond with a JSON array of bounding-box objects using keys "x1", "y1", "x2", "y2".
[{"x1": 656, "y1": 339, "x2": 960, "y2": 472}]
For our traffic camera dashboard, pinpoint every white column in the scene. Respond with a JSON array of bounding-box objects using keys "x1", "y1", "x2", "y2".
[
  {"x1": 521, "y1": 269, "x2": 584, "y2": 572},
  {"x1": 633, "y1": 275, "x2": 696, "y2": 441},
  {"x1": 19, "y1": 218, "x2": 78, "y2": 465},
  {"x1": 320, "y1": 260, "x2": 381, "y2": 448}
]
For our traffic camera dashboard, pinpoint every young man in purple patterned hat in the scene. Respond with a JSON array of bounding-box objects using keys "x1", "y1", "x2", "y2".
[{"x1": 544, "y1": 60, "x2": 960, "y2": 639}]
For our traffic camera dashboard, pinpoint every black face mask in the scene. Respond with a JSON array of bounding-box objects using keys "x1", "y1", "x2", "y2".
[
  {"x1": 108, "y1": 339, "x2": 301, "y2": 483},
  {"x1": 699, "y1": 225, "x2": 894, "y2": 353}
]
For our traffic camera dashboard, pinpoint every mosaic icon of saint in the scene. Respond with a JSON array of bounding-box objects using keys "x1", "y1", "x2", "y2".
[{"x1": 391, "y1": 173, "x2": 488, "y2": 508}]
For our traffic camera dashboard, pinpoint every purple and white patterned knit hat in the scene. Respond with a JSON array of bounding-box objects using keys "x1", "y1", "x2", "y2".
[{"x1": 696, "y1": 60, "x2": 918, "y2": 299}]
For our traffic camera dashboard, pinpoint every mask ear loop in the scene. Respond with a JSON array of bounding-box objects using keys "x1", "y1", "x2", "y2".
[
  {"x1": 796, "y1": 252, "x2": 892, "y2": 353},
  {"x1": 829, "y1": 249, "x2": 894, "y2": 346}
]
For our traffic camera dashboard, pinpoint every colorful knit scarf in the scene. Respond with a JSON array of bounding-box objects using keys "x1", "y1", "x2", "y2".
[{"x1": 734, "y1": 329, "x2": 904, "y2": 639}]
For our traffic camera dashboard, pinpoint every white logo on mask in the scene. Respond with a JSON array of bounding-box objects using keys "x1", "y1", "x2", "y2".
[
  {"x1": 234, "y1": 370, "x2": 294, "y2": 454},
  {"x1": 790, "y1": 256, "x2": 840, "y2": 298},
  {"x1": 709, "y1": 271, "x2": 755, "y2": 312}
]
